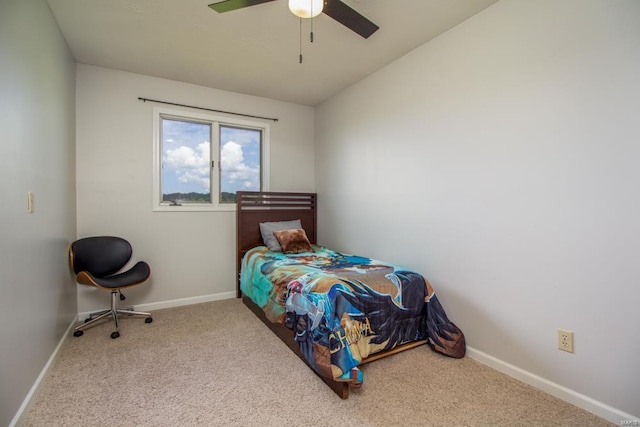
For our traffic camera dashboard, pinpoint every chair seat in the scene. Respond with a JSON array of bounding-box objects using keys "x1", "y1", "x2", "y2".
[{"x1": 79, "y1": 261, "x2": 150, "y2": 290}]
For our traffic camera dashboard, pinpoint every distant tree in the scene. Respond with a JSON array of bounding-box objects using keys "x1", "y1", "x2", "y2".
[
  {"x1": 162, "y1": 191, "x2": 238, "y2": 203},
  {"x1": 221, "y1": 192, "x2": 237, "y2": 203},
  {"x1": 162, "y1": 192, "x2": 210, "y2": 202}
]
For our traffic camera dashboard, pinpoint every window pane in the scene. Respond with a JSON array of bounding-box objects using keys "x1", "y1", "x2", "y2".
[
  {"x1": 161, "y1": 117, "x2": 211, "y2": 203},
  {"x1": 219, "y1": 125, "x2": 261, "y2": 204}
]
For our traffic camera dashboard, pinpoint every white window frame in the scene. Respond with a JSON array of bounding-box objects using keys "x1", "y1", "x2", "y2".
[{"x1": 152, "y1": 107, "x2": 270, "y2": 212}]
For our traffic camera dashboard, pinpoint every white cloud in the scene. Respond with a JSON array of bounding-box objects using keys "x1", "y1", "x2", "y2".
[
  {"x1": 177, "y1": 170, "x2": 210, "y2": 190},
  {"x1": 221, "y1": 141, "x2": 259, "y2": 189},
  {"x1": 163, "y1": 140, "x2": 258, "y2": 192},
  {"x1": 164, "y1": 142, "x2": 209, "y2": 169},
  {"x1": 163, "y1": 142, "x2": 210, "y2": 190}
]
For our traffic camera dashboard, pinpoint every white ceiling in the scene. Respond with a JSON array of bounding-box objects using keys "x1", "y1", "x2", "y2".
[{"x1": 46, "y1": 0, "x2": 499, "y2": 106}]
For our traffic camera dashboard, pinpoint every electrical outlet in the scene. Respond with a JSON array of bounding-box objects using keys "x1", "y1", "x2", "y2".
[{"x1": 558, "y1": 329, "x2": 574, "y2": 353}]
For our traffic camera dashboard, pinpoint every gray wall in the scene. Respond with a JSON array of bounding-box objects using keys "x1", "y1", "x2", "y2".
[
  {"x1": 75, "y1": 65, "x2": 315, "y2": 313},
  {"x1": 315, "y1": 0, "x2": 640, "y2": 419},
  {"x1": 0, "y1": 0, "x2": 77, "y2": 424}
]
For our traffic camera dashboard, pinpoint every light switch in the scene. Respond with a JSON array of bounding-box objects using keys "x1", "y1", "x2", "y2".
[{"x1": 27, "y1": 192, "x2": 34, "y2": 213}]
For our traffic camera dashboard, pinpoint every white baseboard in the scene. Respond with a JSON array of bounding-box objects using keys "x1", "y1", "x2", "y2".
[
  {"x1": 77, "y1": 291, "x2": 236, "y2": 319},
  {"x1": 466, "y1": 346, "x2": 639, "y2": 425},
  {"x1": 9, "y1": 315, "x2": 78, "y2": 427}
]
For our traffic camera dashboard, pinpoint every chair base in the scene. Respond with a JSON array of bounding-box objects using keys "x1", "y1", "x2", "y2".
[{"x1": 74, "y1": 290, "x2": 152, "y2": 339}]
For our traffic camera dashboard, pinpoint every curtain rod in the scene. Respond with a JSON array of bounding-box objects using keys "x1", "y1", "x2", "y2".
[{"x1": 138, "y1": 97, "x2": 279, "y2": 122}]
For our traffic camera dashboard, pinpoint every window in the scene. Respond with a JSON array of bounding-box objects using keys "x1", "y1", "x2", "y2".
[{"x1": 153, "y1": 107, "x2": 269, "y2": 211}]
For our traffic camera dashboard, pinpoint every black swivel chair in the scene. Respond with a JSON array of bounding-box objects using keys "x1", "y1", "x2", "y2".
[{"x1": 69, "y1": 236, "x2": 153, "y2": 339}]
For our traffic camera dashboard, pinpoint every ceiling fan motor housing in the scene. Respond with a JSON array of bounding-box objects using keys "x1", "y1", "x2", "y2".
[{"x1": 289, "y1": 0, "x2": 324, "y2": 18}]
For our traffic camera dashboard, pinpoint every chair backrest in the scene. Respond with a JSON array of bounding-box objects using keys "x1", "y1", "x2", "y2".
[{"x1": 70, "y1": 236, "x2": 132, "y2": 278}]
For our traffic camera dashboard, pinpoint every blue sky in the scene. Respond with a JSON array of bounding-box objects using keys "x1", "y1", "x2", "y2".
[{"x1": 161, "y1": 118, "x2": 261, "y2": 197}]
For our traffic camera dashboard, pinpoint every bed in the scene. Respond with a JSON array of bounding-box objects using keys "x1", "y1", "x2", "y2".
[{"x1": 236, "y1": 191, "x2": 465, "y2": 399}]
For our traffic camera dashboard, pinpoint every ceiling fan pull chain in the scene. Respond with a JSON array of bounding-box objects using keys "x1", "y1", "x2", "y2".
[
  {"x1": 299, "y1": 17, "x2": 303, "y2": 63},
  {"x1": 310, "y1": 11, "x2": 314, "y2": 43}
]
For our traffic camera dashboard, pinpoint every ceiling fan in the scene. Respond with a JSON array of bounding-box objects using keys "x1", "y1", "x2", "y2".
[{"x1": 208, "y1": 0, "x2": 379, "y2": 39}]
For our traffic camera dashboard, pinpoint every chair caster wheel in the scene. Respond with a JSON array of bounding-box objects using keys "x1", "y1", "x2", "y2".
[
  {"x1": 73, "y1": 330, "x2": 83, "y2": 337},
  {"x1": 110, "y1": 331, "x2": 120, "y2": 339},
  {"x1": 145, "y1": 317, "x2": 153, "y2": 324}
]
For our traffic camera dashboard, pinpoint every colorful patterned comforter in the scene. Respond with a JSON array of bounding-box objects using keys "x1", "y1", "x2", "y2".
[{"x1": 240, "y1": 246, "x2": 465, "y2": 386}]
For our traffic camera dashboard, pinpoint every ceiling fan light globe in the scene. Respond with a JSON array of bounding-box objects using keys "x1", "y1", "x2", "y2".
[{"x1": 288, "y1": 0, "x2": 323, "y2": 18}]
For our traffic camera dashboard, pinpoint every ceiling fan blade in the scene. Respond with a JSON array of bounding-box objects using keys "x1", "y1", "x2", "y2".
[
  {"x1": 322, "y1": 0, "x2": 379, "y2": 39},
  {"x1": 208, "y1": 0, "x2": 277, "y2": 13}
]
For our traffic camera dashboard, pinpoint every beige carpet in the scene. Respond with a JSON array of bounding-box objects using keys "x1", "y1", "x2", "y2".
[{"x1": 21, "y1": 299, "x2": 611, "y2": 426}]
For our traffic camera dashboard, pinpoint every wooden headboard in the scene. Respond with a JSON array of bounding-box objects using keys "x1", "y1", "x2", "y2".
[{"x1": 236, "y1": 191, "x2": 317, "y2": 297}]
